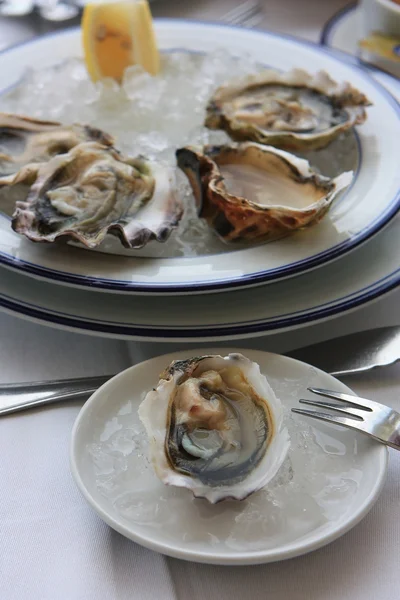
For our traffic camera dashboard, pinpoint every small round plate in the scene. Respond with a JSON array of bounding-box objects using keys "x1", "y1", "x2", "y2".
[
  {"x1": 70, "y1": 349, "x2": 388, "y2": 565},
  {"x1": 0, "y1": 22, "x2": 400, "y2": 294},
  {"x1": 321, "y1": 2, "x2": 400, "y2": 81}
]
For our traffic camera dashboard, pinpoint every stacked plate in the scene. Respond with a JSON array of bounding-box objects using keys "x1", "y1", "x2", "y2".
[{"x1": 1, "y1": 20, "x2": 400, "y2": 342}]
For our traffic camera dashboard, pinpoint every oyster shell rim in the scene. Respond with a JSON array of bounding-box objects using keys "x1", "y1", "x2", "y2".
[
  {"x1": 8, "y1": 141, "x2": 183, "y2": 250},
  {"x1": 138, "y1": 352, "x2": 291, "y2": 504},
  {"x1": 176, "y1": 141, "x2": 353, "y2": 243},
  {"x1": 205, "y1": 68, "x2": 372, "y2": 151}
]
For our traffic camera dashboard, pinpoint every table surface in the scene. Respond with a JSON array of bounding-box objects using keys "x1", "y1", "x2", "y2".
[{"x1": 2, "y1": 1, "x2": 400, "y2": 599}]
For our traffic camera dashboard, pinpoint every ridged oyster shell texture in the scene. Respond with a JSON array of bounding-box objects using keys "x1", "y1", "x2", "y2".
[
  {"x1": 0, "y1": 114, "x2": 182, "y2": 249},
  {"x1": 88, "y1": 363, "x2": 367, "y2": 552},
  {"x1": 176, "y1": 142, "x2": 352, "y2": 243},
  {"x1": 205, "y1": 68, "x2": 370, "y2": 151},
  {"x1": 0, "y1": 52, "x2": 362, "y2": 256},
  {"x1": 138, "y1": 354, "x2": 290, "y2": 504}
]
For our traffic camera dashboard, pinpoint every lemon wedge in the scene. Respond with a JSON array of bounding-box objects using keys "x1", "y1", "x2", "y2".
[{"x1": 82, "y1": 0, "x2": 160, "y2": 83}]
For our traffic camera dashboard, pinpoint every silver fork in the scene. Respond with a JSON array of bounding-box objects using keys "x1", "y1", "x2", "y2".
[
  {"x1": 222, "y1": 0, "x2": 264, "y2": 28},
  {"x1": 292, "y1": 388, "x2": 400, "y2": 450}
]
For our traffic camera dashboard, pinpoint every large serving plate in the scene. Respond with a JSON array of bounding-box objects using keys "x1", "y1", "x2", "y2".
[
  {"x1": 0, "y1": 22, "x2": 399, "y2": 294},
  {"x1": 70, "y1": 349, "x2": 387, "y2": 565},
  {"x1": 1, "y1": 208, "x2": 400, "y2": 341}
]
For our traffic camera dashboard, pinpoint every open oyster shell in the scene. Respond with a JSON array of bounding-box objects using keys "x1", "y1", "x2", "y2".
[
  {"x1": 0, "y1": 112, "x2": 114, "y2": 177},
  {"x1": 176, "y1": 142, "x2": 352, "y2": 243},
  {"x1": 205, "y1": 69, "x2": 371, "y2": 151},
  {"x1": 139, "y1": 353, "x2": 290, "y2": 504},
  {"x1": 9, "y1": 141, "x2": 183, "y2": 249}
]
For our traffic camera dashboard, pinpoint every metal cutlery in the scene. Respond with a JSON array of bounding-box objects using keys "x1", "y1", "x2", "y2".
[
  {"x1": 0, "y1": 0, "x2": 79, "y2": 20},
  {"x1": 1, "y1": 326, "x2": 400, "y2": 416},
  {"x1": 0, "y1": 0, "x2": 263, "y2": 24},
  {"x1": 292, "y1": 387, "x2": 400, "y2": 450},
  {"x1": 37, "y1": 1, "x2": 79, "y2": 22},
  {"x1": 0, "y1": 375, "x2": 112, "y2": 416},
  {"x1": 221, "y1": 1, "x2": 263, "y2": 28},
  {"x1": 0, "y1": 0, "x2": 34, "y2": 16},
  {"x1": 286, "y1": 325, "x2": 400, "y2": 376}
]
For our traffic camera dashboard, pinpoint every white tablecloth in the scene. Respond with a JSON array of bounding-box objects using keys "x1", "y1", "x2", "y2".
[{"x1": 2, "y1": 1, "x2": 400, "y2": 598}]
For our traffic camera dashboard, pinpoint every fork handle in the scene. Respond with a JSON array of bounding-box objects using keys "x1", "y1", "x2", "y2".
[{"x1": 0, "y1": 375, "x2": 114, "y2": 416}]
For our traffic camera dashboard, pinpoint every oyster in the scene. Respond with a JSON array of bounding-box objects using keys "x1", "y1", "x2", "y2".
[
  {"x1": 176, "y1": 142, "x2": 352, "y2": 243},
  {"x1": 10, "y1": 141, "x2": 182, "y2": 249},
  {"x1": 205, "y1": 69, "x2": 371, "y2": 151},
  {"x1": 0, "y1": 112, "x2": 113, "y2": 177},
  {"x1": 138, "y1": 353, "x2": 290, "y2": 504}
]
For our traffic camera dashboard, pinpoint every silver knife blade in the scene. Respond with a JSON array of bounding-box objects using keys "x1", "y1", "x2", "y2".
[
  {"x1": 285, "y1": 326, "x2": 400, "y2": 376},
  {"x1": 1, "y1": 326, "x2": 400, "y2": 415},
  {"x1": 0, "y1": 375, "x2": 113, "y2": 415}
]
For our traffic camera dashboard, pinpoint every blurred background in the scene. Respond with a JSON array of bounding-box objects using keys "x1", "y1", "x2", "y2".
[{"x1": 0, "y1": 0, "x2": 352, "y2": 49}]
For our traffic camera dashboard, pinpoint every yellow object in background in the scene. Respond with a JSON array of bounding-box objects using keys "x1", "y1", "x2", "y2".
[
  {"x1": 359, "y1": 31, "x2": 400, "y2": 63},
  {"x1": 82, "y1": 0, "x2": 160, "y2": 83}
]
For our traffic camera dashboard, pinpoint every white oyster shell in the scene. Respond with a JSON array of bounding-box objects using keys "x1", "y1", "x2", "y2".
[
  {"x1": 7, "y1": 141, "x2": 183, "y2": 249},
  {"x1": 205, "y1": 68, "x2": 371, "y2": 151},
  {"x1": 138, "y1": 353, "x2": 290, "y2": 504}
]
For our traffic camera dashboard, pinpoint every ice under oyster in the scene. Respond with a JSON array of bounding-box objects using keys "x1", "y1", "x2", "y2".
[
  {"x1": 205, "y1": 69, "x2": 371, "y2": 151},
  {"x1": 176, "y1": 142, "x2": 352, "y2": 243},
  {"x1": 9, "y1": 141, "x2": 183, "y2": 249},
  {"x1": 138, "y1": 353, "x2": 290, "y2": 504}
]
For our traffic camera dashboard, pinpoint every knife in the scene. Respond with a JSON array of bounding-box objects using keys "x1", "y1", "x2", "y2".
[
  {"x1": 286, "y1": 325, "x2": 400, "y2": 376},
  {"x1": 1, "y1": 326, "x2": 399, "y2": 416}
]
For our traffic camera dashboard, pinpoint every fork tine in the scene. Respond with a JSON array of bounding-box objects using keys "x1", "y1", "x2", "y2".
[
  {"x1": 299, "y1": 399, "x2": 365, "y2": 420},
  {"x1": 223, "y1": 2, "x2": 253, "y2": 21},
  {"x1": 222, "y1": 1, "x2": 262, "y2": 26},
  {"x1": 307, "y1": 387, "x2": 379, "y2": 411},
  {"x1": 291, "y1": 408, "x2": 369, "y2": 432}
]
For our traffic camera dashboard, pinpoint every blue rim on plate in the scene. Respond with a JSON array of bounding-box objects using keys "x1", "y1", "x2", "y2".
[
  {"x1": 0, "y1": 21, "x2": 399, "y2": 294},
  {"x1": 1, "y1": 264, "x2": 399, "y2": 339},
  {"x1": 320, "y1": 2, "x2": 357, "y2": 46},
  {"x1": 320, "y1": 1, "x2": 400, "y2": 83}
]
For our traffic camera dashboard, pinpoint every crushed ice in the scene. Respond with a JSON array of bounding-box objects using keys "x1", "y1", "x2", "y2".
[
  {"x1": 0, "y1": 51, "x2": 358, "y2": 258},
  {"x1": 86, "y1": 367, "x2": 365, "y2": 551}
]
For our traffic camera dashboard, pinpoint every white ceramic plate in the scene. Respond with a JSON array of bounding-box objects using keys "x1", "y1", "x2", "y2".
[
  {"x1": 321, "y1": 2, "x2": 400, "y2": 83},
  {"x1": 70, "y1": 348, "x2": 388, "y2": 565},
  {"x1": 0, "y1": 22, "x2": 400, "y2": 294},
  {"x1": 1, "y1": 208, "x2": 400, "y2": 340}
]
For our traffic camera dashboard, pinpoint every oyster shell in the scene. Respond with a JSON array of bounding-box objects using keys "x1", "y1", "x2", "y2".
[
  {"x1": 0, "y1": 112, "x2": 113, "y2": 177},
  {"x1": 10, "y1": 141, "x2": 183, "y2": 249},
  {"x1": 138, "y1": 353, "x2": 290, "y2": 504},
  {"x1": 176, "y1": 142, "x2": 352, "y2": 243},
  {"x1": 205, "y1": 69, "x2": 371, "y2": 151}
]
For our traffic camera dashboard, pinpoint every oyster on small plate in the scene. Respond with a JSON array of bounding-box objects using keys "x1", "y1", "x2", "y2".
[
  {"x1": 138, "y1": 353, "x2": 290, "y2": 504},
  {"x1": 205, "y1": 69, "x2": 371, "y2": 151},
  {"x1": 176, "y1": 142, "x2": 352, "y2": 243},
  {"x1": 9, "y1": 141, "x2": 183, "y2": 249},
  {"x1": 0, "y1": 112, "x2": 114, "y2": 177}
]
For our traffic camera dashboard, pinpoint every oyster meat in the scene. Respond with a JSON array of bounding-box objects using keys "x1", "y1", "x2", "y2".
[
  {"x1": 177, "y1": 142, "x2": 352, "y2": 243},
  {"x1": 205, "y1": 69, "x2": 371, "y2": 151},
  {"x1": 0, "y1": 112, "x2": 113, "y2": 177},
  {"x1": 10, "y1": 141, "x2": 183, "y2": 249},
  {"x1": 138, "y1": 353, "x2": 290, "y2": 504}
]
